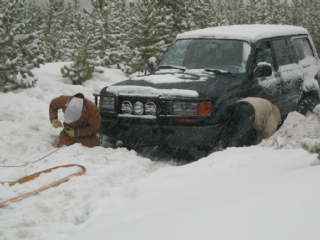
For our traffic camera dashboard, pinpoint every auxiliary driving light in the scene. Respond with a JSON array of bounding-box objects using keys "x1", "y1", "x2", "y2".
[
  {"x1": 145, "y1": 102, "x2": 157, "y2": 115},
  {"x1": 133, "y1": 101, "x2": 144, "y2": 115},
  {"x1": 121, "y1": 101, "x2": 132, "y2": 114}
]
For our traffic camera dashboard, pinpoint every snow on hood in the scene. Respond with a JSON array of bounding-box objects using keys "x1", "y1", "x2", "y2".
[
  {"x1": 106, "y1": 71, "x2": 213, "y2": 97},
  {"x1": 107, "y1": 85, "x2": 199, "y2": 98},
  {"x1": 131, "y1": 72, "x2": 207, "y2": 84}
]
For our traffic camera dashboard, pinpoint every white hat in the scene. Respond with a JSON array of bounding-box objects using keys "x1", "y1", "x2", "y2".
[{"x1": 64, "y1": 97, "x2": 84, "y2": 124}]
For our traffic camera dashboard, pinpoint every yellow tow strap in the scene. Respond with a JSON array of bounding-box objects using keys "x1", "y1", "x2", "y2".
[{"x1": 0, "y1": 164, "x2": 86, "y2": 208}]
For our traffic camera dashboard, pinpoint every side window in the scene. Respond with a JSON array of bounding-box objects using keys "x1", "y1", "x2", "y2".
[
  {"x1": 272, "y1": 39, "x2": 292, "y2": 67},
  {"x1": 255, "y1": 41, "x2": 274, "y2": 68},
  {"x1": 293, "y1": 38, "x2": 315, "y2": 61}
]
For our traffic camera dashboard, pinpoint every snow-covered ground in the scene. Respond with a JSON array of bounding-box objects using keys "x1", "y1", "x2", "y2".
[{"x1": 0, "y1": 63, "x2": 320, "y2": 240}]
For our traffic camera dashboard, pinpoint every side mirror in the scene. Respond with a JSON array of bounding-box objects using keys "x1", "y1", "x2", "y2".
[
  {"x1": 254, "y1": 63, "x2": 273, "y2": 78},
  {"x1": 148, "y1": 57, "x2": 157, "y2": 74}
]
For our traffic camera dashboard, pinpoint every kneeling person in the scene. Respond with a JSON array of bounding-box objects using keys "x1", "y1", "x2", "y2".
[
  {"x1": 231, "y1": 97, "x2": 282, "y2": 147},
  {"x1": 49, "y1": 93, "x2": 101, "y2": 148}
]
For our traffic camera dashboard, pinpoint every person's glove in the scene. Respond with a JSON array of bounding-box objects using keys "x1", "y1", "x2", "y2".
[
  {"x1": 51, "y1": 119, "x2": 62, "y2": 128},
  {"x1": 64, "y1": 126, "x2": 75, "y2": 138}
]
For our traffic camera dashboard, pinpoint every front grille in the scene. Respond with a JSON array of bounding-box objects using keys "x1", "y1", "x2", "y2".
[{"x1": 94, "y1": 94, "x2": 212, "y2": 117}]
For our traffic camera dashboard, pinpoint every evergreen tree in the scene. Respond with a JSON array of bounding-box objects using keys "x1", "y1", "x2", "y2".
[
  {"x1": 106, "y1": 0, "x2": 133, "y2": 71},
  {"x1": 235, "y1": 0, "x2": 247, "y2": 25},
  {"x1": 264, "y1": 0, "x2": 288, "y2": 24},
  {"x1": 5, "y1": 0, "x2": 319, "y2": 78},
  {"x1": 192, "y1": 0, "x2": 217, "y2": 29},
  {"x1": 158, "y1": 0, "x2": 196, "y2": 34},
  {"x1": 222, "y1": 0, "x2": 236, "y2": 25},
  {"x1": 116, "y1": 0, "x2": 135, "y2": 73},
  {"x1": 61, "y1": 0, "x2": 82, "y2": 61},
  {"x1": 40, "y1": 0, "x2": 66, "y2": 62},
  {"x1": 90, "y1": 0, "x2": 122, "y2": 68},
  {"x1": 24, "y1": 0, "x2": 44, "y2": 33},
  {"x1": 301, "y1": 0, "x2": 320, "y2": 54},
  {"x1": 155, "y1": 5, "x2": 175, "y2": 46},
  {"x1": 0, "y1": 0, "x2": 45, "y2": 92},
  {"x1": 289, "y1": 0, "x2": 304, "y2": 26},
  {"x1": 214, "y1": 0, "x2": 230, "y2": 26},
  {"x1": 61, "y1": 9, "x2": 97, "y2": 85},
  {"x1": 246, "y1": 0, "x2": 264, "y2": 24},
  {"x1": 129, "y1": 0, "x2": 175, "y2": 74}
]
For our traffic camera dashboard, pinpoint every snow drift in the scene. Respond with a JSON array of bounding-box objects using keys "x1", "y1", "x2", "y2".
[{"x1": 0, "y1": 63, "x2": 320, "y2": 240}]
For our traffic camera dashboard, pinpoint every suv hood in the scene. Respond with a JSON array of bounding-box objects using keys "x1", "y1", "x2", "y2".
[{"x1": 103, "y1": 71, "x2": 244, "y2": 99}]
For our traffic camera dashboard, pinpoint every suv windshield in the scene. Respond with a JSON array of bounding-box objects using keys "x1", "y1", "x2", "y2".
[{"x1": 159, "y1": 39, "x2": 251, "y2": 74}]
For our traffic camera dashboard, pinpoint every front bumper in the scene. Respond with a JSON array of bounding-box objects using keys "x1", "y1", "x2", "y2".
[{"x1": 99, "y1": 116, "x2": 222, "y2": 149}]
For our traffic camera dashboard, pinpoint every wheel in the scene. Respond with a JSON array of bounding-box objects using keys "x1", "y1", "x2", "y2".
[
  {"x1": 228, "y1": 103, "x2": 260, "y2": 147},
  {"x1": 297, "y1": 92, "x2": 320, "y2": 115}
]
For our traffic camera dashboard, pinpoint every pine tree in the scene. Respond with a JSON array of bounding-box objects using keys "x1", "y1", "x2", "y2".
[
  {"x1": 246, "y1": 0, "x2": 264, "y2": 24},
  {"x1": 116, "y1": 0, "x2": 135, "y2": 73},
  {"x1": 40, "y1": 0, "x2": 66, "y2": 62},
  {"x1": 214, "y1": 0, "x2": 230, "y2": 26},
  {"x1": 0, "y1": 0, "x2": 45, "y2": 92},
  {"x1": 301, "y1": 0, "x2": 320, "y2": 54},
  {"x1": 192, "y1": 0, "x2": 217, "y2": 29},
  {"x1": 106, "y1": 0, "x2": 133, "y2": 71},
  {"x1": 24, "y1": 0, "x2": 44, "y2": 33},
  {"x1": 90, "y1": 0, "x2": 122, "y2": 68},
  {"x1": 235, "y1": 0, "x2": 247, "y2": 25},
  {"x1": 129, "y1": 0, "x2": 175, "y2": 74},
  {"x1": 264, "y1": 0, "x2": 288, "y2": 24},
  {"x1": 289, "y1": 0, "x2": 304, "y2": 26},
  {"x1": 223, "y1": 0, "x2": 238, "y2": 25},
  {"x1": 61, "y1": 9, "x2": 97, "y2": 85},
  {"x1": 155, "y1": 6, "x2": 175, "y2": 46},
  {"x1": 157, "y1": 0, "x2": 196, "y2": 34},
  {"x1": 61, "y1": 0, "x2": 82, "y2": 61}
]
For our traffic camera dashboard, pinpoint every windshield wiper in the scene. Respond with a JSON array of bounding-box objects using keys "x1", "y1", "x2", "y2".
[
  {"x1": 205, "y1": 68, "x2": 235, "y2": 77},
  {"x1": 157, "y1": 65, "x2": 187, "y2": 72}
]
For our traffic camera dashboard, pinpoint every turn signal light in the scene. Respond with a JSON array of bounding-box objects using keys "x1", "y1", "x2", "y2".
[{"x1": 198, "y1": 102, "x2": 212, "y2": 115}]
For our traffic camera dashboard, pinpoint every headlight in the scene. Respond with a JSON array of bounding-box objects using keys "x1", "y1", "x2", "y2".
[
  {"x1": 99, "y1": 96, "x2": 115, "y2": 112},
  {"x1": 172, "y1": 101, "x2": 212, "y2": 116},
  {"x1": 172, "y1": 102, "x2": 198, "y2": 115}
]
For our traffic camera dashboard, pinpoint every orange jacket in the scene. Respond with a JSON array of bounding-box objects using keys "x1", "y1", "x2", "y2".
[{"x1": 49, "y1": 95, "x2": 101, "y2": 138}]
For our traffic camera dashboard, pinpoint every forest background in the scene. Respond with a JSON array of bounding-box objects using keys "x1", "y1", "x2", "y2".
[{"x1": 1, "y1": 0, "x2": 320, "y2": 91}]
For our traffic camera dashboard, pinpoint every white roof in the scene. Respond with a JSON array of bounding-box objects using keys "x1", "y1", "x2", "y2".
[{"x1": 176, "y1": 24, "x2": 308, "y2": 42}]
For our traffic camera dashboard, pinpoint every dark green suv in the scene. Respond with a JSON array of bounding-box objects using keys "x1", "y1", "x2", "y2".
[{"x1": 95, "y1": 24, "x2": 320, "y2": 153}]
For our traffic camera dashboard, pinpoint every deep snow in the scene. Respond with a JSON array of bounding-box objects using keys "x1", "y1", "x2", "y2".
[{"x1": 0, "y1": 62, "x2": 320, "y2": 240}]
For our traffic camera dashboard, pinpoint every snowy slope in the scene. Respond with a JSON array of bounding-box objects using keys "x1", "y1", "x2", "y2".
[{"x1": 0, "y1": 63, "x2": 320, "y2": 240}]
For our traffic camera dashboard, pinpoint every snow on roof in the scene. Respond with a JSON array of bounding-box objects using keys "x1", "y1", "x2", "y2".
[{"x1": 176, "y1": 24, "x2": 308, "y2": 42}]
